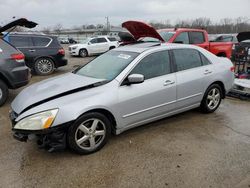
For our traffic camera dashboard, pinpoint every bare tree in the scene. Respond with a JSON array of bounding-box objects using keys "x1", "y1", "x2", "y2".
[{"x1": 53, "y1": 23, "x2": 63, "y2": 35}]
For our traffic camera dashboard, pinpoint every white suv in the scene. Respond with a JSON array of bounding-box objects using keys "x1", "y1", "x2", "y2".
[{"x1": 69, "y1": 36, "x2": 119, "y2": 57}]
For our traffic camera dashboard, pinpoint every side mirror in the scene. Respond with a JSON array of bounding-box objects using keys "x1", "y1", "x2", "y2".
[
  {"x1": 88, "y1": 42, "x2": 91, "y2": 45},
  {"x1": 127, "y1": 74, "x2": 144, "y2": 85}
]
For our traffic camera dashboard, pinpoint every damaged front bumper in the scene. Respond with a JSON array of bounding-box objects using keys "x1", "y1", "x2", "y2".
[
  {"x1": 10, "y1": 110, "x2": 72, "y2": 152},
  {"x1": 227, "y1": 79, "x2": 250, "y2": 100}
]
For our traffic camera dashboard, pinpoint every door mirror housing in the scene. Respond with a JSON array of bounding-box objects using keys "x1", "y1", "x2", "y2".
[
  {"x1": 88, "y1": 42, "x2": 91, "y2": 45},
  {"x1": 127, "y1": 74, "x2": 144, "y2": 85}
]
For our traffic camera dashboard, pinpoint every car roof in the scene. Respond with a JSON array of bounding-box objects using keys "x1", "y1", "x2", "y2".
[
  {"x1": 7, "y1": 32, "x2": 56, "y2": 38},
  {"x1": 114, "y1": 42, "x2": 201, "y2": 53}
]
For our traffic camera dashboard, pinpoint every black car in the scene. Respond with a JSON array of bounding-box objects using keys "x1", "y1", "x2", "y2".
[
  {"x1": 4, "y1": 33, "x2": 67, "y2": 75},
  {"x1": 232, "y1": 32, "x2": 250, "y2": 61},
  {"x1": 0, "y1": 18, "x2": 35, "y2": 106}
]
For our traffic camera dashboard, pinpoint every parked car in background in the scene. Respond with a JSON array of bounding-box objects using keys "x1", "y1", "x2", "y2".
[
  {"x1": 59, "y1": 38, "x2": 69, "y2": 44},
  {"x1": 120, "y1": 21, "x2": 234, "y2": 58},
  {"x1": 68, "y1": 38, "x2": 77, "y2": 44},
  {"x1": 4, "y1": 33, "x2": 67, "y2": 75},
  {"x1": 68, "y1": 36, "x2": 119, "y2": 57},
  {"x1": 10, "y1": 42, "x2": 234, "y2": 154},
  {"x1": 0, "y1": 18, "x2": 36, "y2": 106},
  {"x1": 210, "y1": 34, "x2": 238, "y2": 43}
]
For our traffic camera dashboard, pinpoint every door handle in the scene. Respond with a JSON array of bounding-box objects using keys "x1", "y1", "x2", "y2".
[
  {"x1": 204, "y1": 70, "x2": 212, "y2": 75},
  {"x1": 164, "y1": 80, "x2": 175, "y2": 86},
  {"x1": 29, "y1": 49, "x2": 36, "y2": 52}
]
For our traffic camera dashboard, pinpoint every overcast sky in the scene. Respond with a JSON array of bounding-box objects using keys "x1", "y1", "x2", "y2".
[{"x1": 0, "y1": 0, "x2": 250, "y2": 29}]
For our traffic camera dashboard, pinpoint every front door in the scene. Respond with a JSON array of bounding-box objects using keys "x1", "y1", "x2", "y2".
[{"x1": 117, "y1": 50, "x2": 176, "y2": 128}]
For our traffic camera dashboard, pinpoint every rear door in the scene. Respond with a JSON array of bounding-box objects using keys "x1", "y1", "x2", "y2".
[
  {"x1": 118, "y1": 50, "x2": 176, "y2": 127},
  {"x1": 96, "y1": 37, "x2": 109, "y2": 52},
  {"x1": 31, "y1": 36, "x2": 53, "y2": 59},
  {"x1": 172, "y1": 48, "x2": 206, "y2": 109}
]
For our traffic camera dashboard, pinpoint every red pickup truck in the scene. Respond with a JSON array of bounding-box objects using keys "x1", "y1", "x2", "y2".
[{"x1": 121, "y1": 21, "x2": 233, "y2": 58}]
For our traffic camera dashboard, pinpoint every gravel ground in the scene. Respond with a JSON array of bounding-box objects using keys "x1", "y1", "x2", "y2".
[{"x1": 0, "y1": 45, "x2": 250, "y2": 188}]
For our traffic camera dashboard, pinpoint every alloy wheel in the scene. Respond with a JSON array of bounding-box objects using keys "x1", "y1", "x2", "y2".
[
  {"x1": 75, "y1": 118, "x2": 106, "y2": 150},
  {"x1": 36, "y1": 59, "x2": 54, "y2": 74},
  {"x1": 206, "y1": 88, "x2": 221, "y2": 110}
]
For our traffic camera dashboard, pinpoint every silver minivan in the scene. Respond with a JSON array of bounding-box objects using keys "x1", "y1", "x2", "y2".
[{"x1": 10, "y1": 43, "x2": 234, "y2": 154}]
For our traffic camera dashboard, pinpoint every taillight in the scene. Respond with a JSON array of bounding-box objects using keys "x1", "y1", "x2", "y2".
[
  {"x1": 230, "y1": 66, "x2": 235, "y2": 72},
  {"x1": 58, "y1": 48, "x2": 65, "y2": 55},
  {"x1": 11, "y1": 53, "x2": 25, "y2": 62}
]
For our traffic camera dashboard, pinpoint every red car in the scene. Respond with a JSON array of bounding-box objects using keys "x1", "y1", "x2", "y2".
[{"x1": 121, "y1": 21, "x2": 233, "y2": 58}]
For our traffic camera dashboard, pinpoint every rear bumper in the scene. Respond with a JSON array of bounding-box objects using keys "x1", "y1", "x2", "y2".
[
  {"x1": 55, "y1": 58, "x2": 68, "y2": 68},
  {"x1": 10, "y1": 66, "x2": 31, "y2": 89}
]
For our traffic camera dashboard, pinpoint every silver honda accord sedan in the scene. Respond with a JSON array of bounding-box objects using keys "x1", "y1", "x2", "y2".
[{"x1": 10, "y1": 43, "x2": 234, "y2": 154}]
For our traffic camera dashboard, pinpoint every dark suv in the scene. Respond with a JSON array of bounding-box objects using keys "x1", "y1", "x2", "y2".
[
  {"x1": 4, "y1": 33, "x2": 67, "y2": 75},
  {"x1": 0, "y1": 18, "x2": 35, "y2": 106}
]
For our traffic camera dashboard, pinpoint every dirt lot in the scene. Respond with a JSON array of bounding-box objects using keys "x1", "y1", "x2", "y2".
[{"x1": 1, "y1": 45, "x2": 250, "y2": 188}]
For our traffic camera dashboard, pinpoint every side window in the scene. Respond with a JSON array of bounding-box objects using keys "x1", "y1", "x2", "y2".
[
  {"x1": 90, "y1": 38, "x2": 98, "y2": 44},
  {"x1": 97, "y1": 38, "x2": 108, "y2": 43},
  {"x1": 108, "y1": 37, "x2": 117, "y2": 41},
  {"x1": 32, "y1": 37, "x2": 51, "y2": 47},
  {"x1": 9, "y1": 36, "x2": 33, "y2": 47},
  {"x1": 130, "y1": 50, "x2": 171, "y2": 80},
  {"x1": 200, "y1": 53, "x2": 211, "y2": 65},
  {"x1": 189, "y1": 32, "x2": 205, "y2": 44},
  {"x1": 174, "y1": 32, "x2": 189, "y2": 44},
  {"x1": 173, "y1": 49, "x2": 202, "y2": 71}
]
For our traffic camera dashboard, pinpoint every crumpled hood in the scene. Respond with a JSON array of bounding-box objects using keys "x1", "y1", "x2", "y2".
[{"x1": 11, "y1": 73, "x2": 105, "y2": 114}]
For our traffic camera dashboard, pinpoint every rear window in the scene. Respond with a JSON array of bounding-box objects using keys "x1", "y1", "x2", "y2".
[
  {"x1": 190, "y1": 32, "x2": 205, "y2": 44},
  {"x1": 9, "y1": 36, "x2": 33, "y2": 47},
  {"x1": 173, "y1": 49, "x2": 202, "y2": 71},
  {"x1": 97, "y1": 38, "x2": 107, "y2": 43},
  {"x1": 32, "y1": 37, "x2": 51, "y2": 47}
]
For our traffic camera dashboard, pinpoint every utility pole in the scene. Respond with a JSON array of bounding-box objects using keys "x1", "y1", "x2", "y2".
[{"x1": 105, "y1": 16, "x2": 110, "y2": 33}]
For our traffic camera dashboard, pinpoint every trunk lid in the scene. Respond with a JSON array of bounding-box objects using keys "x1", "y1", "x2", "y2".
[{"x1": 237, "y1": 32, "x2": 250, "y2": 42}]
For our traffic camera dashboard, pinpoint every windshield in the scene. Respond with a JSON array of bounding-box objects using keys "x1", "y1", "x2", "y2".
[
  {"x1": 76, "y1": 51, "x2": 139, "y2": 81},
  {"x1": 158, "y1": 31, "x2": 175, "y2": 41}
]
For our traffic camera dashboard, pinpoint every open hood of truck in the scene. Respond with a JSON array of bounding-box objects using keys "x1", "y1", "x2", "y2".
[
  {"x1": 237, "y1": 32, "x2": 250, "y2": 42},
  {"x1": 0, "y1": 18, "x2": 37, "y2": 33},
  {"x1": 122, "y1": 21, "x2": 164, "y2": 42}
]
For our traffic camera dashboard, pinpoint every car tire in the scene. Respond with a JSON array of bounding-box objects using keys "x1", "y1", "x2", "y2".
[
  {"x1": 0, "y1": 80, "x2": 9, "y2": 107},
  {"x1": 67, "y1": 112, "x2": 111, "y2": 155},
  {"x1": 200, "y1": 84, "x2": 222, "y2": 113},
  {"x1": 109, "y1": 46, "x2": 115, "y2": 50},
  {"x1": 34, "y1": 58, "x2": 55, "y2": 75},
  {"x1": 79, "y1": 49, "x2": 88, "y2": 58}
]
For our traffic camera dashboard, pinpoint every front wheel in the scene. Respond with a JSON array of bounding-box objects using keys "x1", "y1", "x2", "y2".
[
  {"x1": 79, "y1": 49, "x2": 88, "y2": 57},
  {"x1": 67, "y1": 112, "x2": 111, "y2": 155},
  {"x1": 200, "y1": 84, "x2": 222, "y2": 113}
]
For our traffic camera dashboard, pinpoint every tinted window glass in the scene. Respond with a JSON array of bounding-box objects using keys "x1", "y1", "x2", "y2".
[
  {"x1": 97, "y1": 38, "x2": 107, "y2": 43},
  {"x1": 130, "y1": 50, "x2": 171, "y2": 80},
  {"x1": 190, "y1": 32, "x2": 205, "y2": 44},
  {"x1": 200, "y1": 53, "x2": 211, "y2": 65},
  {"x1": 108, "y1": 37, "x2": 117, "y2": 41},
  {"x1": 32, "y1": 37, "x2": 51, "y2": 47},
  {"x1": 90, "y1": 38, "x2": 98, "y2": 44},
  {"x1": 174, "y1": 32, "x2": 189, "y2": 44},
  {"x1": 9, "y1": 36, "x2": 33, "y2": 47},
  {"x1": 173, "y1": 49, "x2": 202, "y2": 71},
  {"x1": 158, "y1": 31, "x2": 175, "y2": 41}
]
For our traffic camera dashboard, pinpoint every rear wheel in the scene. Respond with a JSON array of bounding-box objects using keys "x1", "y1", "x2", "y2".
[
  {"x1": 0, "y1": 80, "x2": 8, "y2": 106},
  {"x1": 67, "y1": 112, "x2": 111, "y2": 155},
  {"x1": 200, "y1": 84, "x2": 222, "y2": 113},
  {"x1": 79, "y1": 49, "x2": 88, "y2": 57},
  {"x1": 109, "y1": 46, "x2": 115, "y2": 50},
  {"x1": 34, "y1": 58, "x2": 55, "y2": 75}
]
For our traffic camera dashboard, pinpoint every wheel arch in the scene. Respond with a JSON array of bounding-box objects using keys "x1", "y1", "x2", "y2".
[
  {"x1": 79, "y1": 48, "x2": 88, "y2": 56},
  {"x1": 77, "y1": 108, "x2": 117, "y2": 134},
  {"x1": 34, "y1": 56, "x2": 56, "y2": 65},
  {"x1": 208, "y1": 81, "x2": 226, "y2": 98},
  {"x1": 216, "y1": 52, "x2": 227, "y2": 57},
  {"x1": 0, "y1": 72, "x2": 11, "y2": 88}
]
